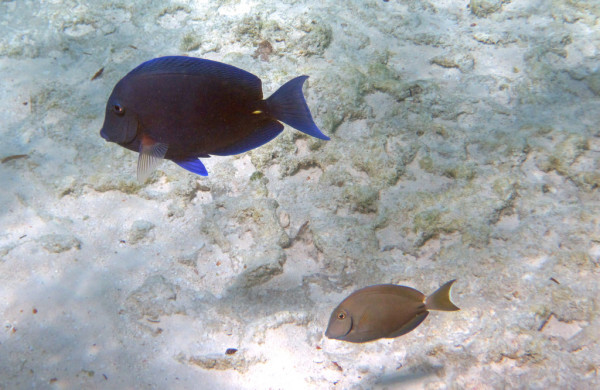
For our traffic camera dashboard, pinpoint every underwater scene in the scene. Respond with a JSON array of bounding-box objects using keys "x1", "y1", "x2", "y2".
[{"x1": 1, "y1": 0, "x2": 599, "y2": 388}]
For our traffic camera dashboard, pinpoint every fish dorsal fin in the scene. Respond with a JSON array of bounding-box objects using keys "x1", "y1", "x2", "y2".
[
  {"x1": 211, "y1": 120, "x2": 283, "y2": 156},
  {"x1": 127, "y1": 56, "x2": 262, "y2": 98},
  {"x1": 350, "y1": 284, "x2": 425, "y2": 301},
  {"x1": 137, "y1": 136, "x2": 168, "y2": 183},
  {"x1": 425, "y1": 280, "x2": 460, "y2": 311}
]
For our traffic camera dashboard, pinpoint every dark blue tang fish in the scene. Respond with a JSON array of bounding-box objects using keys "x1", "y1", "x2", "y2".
[{"x1": 99, "y1": 56, "x2": 329, "y2": 182}]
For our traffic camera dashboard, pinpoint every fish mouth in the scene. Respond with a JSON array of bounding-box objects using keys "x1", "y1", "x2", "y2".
[
  {"x1": 324, "y1": 330, "x2": 342, "y2": 341},
  {"x1": 100, "y1": 128, "x2": 110, "y2": 141}
]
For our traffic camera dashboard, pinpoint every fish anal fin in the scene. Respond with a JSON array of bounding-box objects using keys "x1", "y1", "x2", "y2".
[
  {"x1": 386, "y1": 312, "x2": 429, "y2": 339},
  {"x1": 137, "y1": 136, "x2": 168, "y2": 183},
  {"x1": 211, "y1": 120, "x2": 283, "y2": 156},
  {"x1": 173, "y1": 158, "x2": 208, "y2": 176},
  {"x1": 425, "y1": 280, "x2": 460, "y2": 311}
]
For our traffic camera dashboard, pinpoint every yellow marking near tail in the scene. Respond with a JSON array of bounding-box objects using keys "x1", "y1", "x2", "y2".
[{"x1": 252, "y1": 110, "x2": 263, "y2": 114}]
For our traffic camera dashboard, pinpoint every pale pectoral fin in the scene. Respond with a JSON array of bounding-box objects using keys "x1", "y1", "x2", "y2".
[{"x1": 137, "y1": 136, "x2": 168, "y2": 183}]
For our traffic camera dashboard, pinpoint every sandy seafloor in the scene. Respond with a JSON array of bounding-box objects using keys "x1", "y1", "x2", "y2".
[{"x1": 1, "y1": 0, "x2": 599, "y2": 388}]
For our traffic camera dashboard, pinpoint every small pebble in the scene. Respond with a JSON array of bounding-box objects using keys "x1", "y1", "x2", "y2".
[{"x1": 279, "y1": 211, "x2": 290, "y2": 228}]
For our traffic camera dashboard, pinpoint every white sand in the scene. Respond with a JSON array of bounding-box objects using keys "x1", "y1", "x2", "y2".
[{"x1": 1, "y1": 0, "x2": 599, "y2": 388}]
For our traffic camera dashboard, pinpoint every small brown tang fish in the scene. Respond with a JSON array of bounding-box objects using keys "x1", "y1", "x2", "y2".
[
  {"x1": 325, "y1": 280, "x2": 460, "y2": 343},
  {"x1": 100, "y1": 56, "x2": 329, "y2": 182}
]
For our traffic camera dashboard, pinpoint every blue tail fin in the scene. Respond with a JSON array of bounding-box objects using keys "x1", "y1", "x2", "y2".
[{"x1": 265, "y1": 76, "x2": 330, "y2": 140}]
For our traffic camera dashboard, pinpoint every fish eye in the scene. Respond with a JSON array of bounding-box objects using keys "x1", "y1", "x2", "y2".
[
  {"x1": 337, "y1": 312, "x2": 346, "y2": 320},
  {"x1": 113, "y1": 103, "x2": 125, "y2": 116}
]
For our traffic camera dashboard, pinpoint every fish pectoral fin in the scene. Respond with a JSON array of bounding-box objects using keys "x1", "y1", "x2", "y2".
[
  {"x1": 386, "y1": 311, "x2": 429, "y2": 339},
  {"x1": 137, "y1": 138, "x2": 168, "y2": 183},
  {"x1": 211, "y1": 120, "x2": 283, "y2": 156},
  {"x1": 173, "y1": 158, "x2": 208, "y2": 176}
]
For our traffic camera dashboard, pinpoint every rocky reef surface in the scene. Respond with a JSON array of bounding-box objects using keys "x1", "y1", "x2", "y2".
[{"x1": 1, "y1": 0, "x2": 599, "y2": 388}]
